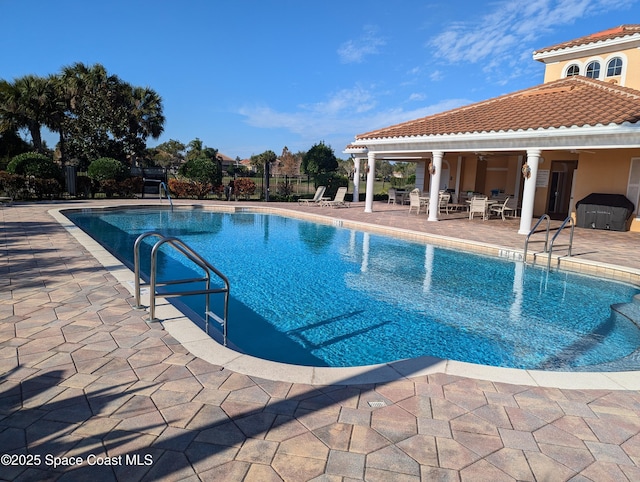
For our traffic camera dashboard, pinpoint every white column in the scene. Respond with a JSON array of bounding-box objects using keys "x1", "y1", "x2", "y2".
[
  {"x1": 428, "y1": 151, "x2": 444, "y2": 222},
  {"x1": 454, "y1": 155, "x2": 462, "y2": 199},
  {"x1": 513, "y1": 155, "x2": 523, "y2": 202},
  {"x1": 415, "y1": 161, "x2": 426, "y2": 192},
  {"x1": 352, "y1": 157, "x2": 361, "y2": 202},
  {"x1": 364, "y1": 151, "x2": 376, "y2": 213},
  {"x1": 518, "y1": 149, "x2": 541, "y2": 234}
]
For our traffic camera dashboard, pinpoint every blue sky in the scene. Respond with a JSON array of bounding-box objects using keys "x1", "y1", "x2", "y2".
[{"x1": 3, "y1": 0, "x2": 639, "y2": 160}]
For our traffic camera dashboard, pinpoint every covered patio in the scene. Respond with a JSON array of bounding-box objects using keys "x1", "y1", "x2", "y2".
[{"x1": 345, "y1": 76, "x2": 640, "y2": 234}]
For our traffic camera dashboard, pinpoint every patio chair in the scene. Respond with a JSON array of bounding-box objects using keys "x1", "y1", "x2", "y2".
[
  {"x1": 321, "y1": 186, "x2": 350, "y2": 208},
  {"x1": 298, "y1": 185, "x2": 327, "y2": 205},
  {"x1": 468, "y1": 196, "x2": 488, "y2": 220},
  {"x1": 408, "y1": 189, "x2": 428, "y2": 214},
  {"x1": 490, "y1": 196, "x2": 515, "y2": 220},
  {"x1": 438, "y1": 192, "x2": 451, "y2": 214},
  {"x1": 506, "y1": 197, "x2": 520, "y2": 217},
  {"x1": 387, "y1": 188, "x2": 397, "y2": 204}
]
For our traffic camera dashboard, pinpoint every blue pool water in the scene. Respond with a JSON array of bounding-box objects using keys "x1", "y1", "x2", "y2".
[{"x1": 66, "y1": 207, "x2": 640, "y2": 371}]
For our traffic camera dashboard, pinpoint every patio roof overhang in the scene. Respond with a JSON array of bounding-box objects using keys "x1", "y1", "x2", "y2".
[{"x1": 344, "y1": 122, "x2": 640, "y2": 158}]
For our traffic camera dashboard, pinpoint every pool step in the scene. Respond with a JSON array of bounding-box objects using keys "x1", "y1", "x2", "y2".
[
  {"x1": 611, "y1": 295, "x2": 640, "y2": 328},
  {"x1": 205, "y1": 311, "x2": 225, "y2": 325}
]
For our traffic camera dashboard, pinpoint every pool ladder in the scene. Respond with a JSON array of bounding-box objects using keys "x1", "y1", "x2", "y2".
[
  {"x1": 159, "y1": 181, "x2": 173, "y2": 210},
  {"x1": 133, "y1": 232, "x2": 230, "y2": 346},
  {"x1": 523, "y1": 214, "x2": 575, "y2": 271}
]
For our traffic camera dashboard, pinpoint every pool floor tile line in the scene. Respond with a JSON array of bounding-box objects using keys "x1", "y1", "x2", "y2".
[{"x1": 1, "y1": 200, "x2": 640, "y2": 480}]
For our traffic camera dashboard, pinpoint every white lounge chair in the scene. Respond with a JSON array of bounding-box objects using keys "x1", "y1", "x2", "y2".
[
  {"x1": 490, "y1": 196, "x2": 516, "y2": 220},
  {"x1": 321, "y1": 186, "x2": 350, "y2": 208},
  {"x1": 298, "y1": 185, "x2": 327, "y2": 205}
]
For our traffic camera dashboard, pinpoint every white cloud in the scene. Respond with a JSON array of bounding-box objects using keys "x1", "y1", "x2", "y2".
[
  {"x1": 408, "y1": 92, "x2": 426, "y2": 102},
  {"x1": 429, "y1": 70, "x2": 444, "y2": 81},
  {"x1": 238, "y1": 86, "x2": 469, "y2": 147},
  {"x1": 428, "y1": 0, "x2": 637, "y2": 71},
  {"x1": 338, "y1": 25, "x2": 386, "y2": 64}
]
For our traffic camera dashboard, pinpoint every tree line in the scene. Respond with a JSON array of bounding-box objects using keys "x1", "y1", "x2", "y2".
[
  {"x1": 0, "y1": 62, "x2": 358, "y2": 200},
  {"x1": 0, "y1": 62, "x2": 164, "y2": 170}
]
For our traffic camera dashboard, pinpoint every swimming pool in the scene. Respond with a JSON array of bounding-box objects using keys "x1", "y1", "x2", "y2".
[{"x1": 66, "y1": 206, "x2": 640, "y2": 371}]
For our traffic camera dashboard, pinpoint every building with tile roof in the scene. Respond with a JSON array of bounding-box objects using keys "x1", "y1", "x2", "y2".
[{"x1": 345, "y1": 25, "x2": 640, "y2": 234}]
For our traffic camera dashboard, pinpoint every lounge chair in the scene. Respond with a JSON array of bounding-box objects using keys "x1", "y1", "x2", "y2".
[
  {"x1": 298, "y1": 185, "x2": 327, "y2": 205},
  {"x1": 490, "y1": 196, "x2": 516, "y2": 220},
  {"x1": 408, "y1": 188, "x2": 428, "y2": 214},
  {"x1": 468, "y1": 196, "x2": 488, "y2": 220},
  {"x1": 387, "y1": 188, "x2": 397, "y2": 204},
  {"x1": 321, "y1": 186, "x2": 350, "y2": 208}
]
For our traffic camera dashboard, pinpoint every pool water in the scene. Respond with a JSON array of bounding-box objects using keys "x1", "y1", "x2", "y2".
[{"x1": 67, "y1": 207, "x2": 640, "y2": 371}]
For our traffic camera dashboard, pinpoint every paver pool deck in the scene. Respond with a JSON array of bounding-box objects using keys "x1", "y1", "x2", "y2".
[{"x1": 2, "y1": 199, "x2": 640, "y2": 481}]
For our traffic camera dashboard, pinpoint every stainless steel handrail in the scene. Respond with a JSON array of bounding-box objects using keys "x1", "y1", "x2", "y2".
[
  {"x1": 523, "y1": 214, "x2": 550, "y2": 265},
  {"x1": 133, "y1": 232, "x2": 230, "y2": 346},
  {"x1": 547, "y1": 215, "x2": 575, "y2": 271},
  {"x1": 159, "y1": 181, "x2": 173, "y2": 210}
]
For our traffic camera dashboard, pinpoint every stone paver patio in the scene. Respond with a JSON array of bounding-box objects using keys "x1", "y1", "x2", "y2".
[{"x1": 2, "y1": 199, "x2": 640, "y2": 481}]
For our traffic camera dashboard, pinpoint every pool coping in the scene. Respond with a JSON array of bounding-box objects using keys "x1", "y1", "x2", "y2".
[{"x1": 50, "y1": 203, "x2": 640, "y2": 390}]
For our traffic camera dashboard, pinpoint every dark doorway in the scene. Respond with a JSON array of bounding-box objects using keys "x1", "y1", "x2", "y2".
[{"x1": 547, "y1": 160, "x2": 578, "y2": 220}]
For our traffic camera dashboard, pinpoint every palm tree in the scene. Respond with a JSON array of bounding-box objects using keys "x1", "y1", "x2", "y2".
[
  {"x1": 0, "y1": 75, "x2": 51, "y2": 153},
  {"x1": 122, "y1": 85, "x2": 165, "y2": 165},
  {"x1": 60, "y1": 62, "x2": 165, "y2": 166},
  {"x1": 60, "y1": 63, "x2": 119, "y2": 164},
  {"x1": 43, "y1": 73, "x2": 73, "y2": 167}
]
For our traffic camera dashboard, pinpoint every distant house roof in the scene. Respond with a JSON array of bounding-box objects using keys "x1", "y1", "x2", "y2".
[
  {"x1": 354, "y1": 76, "x2": 640, "y2": 142},
  {"x1": 217, "y1": 152, "x2": 235, "y2": 162},
  {"x1": 533, "y1": 24, "x2": 640, "y2": 58}
]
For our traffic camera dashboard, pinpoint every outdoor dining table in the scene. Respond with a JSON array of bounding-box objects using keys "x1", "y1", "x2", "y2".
[
  {"x1": 395, "y1": 190, "x2": 409, "y2": 204},
  {"x1": 465, "y1": 198, "x2": 500, "y2": 218}
]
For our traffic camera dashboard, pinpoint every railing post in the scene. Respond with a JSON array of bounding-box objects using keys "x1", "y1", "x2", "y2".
[{"x1": 135, "y1": 232, "x2": 230, "y2": 344}]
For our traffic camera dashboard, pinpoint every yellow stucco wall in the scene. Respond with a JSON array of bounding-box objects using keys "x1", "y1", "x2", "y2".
[
  {"x1": 542, "y1": 45, "x2": 640, "y2": 89},
  {"x1": 572, "y1": 151, "x2": 629, "y2": 200}
]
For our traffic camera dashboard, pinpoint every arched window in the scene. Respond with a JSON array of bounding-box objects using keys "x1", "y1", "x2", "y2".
[
  {"x1": 566, "y1": 64, "x2": 580, "y2": 77},
  {"x1": 586, "y1": 61, "x2": 601, "y2": 79},
  {"x1": 607, "y1": 57, "x2": 623, "y2": 77}
]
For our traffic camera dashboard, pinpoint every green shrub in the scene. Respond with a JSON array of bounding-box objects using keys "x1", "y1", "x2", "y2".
[
  {"x1": 168, "y1": 178, "x2": 211, "y2": 199},
  {"x1": 87, "y1": 157, "x2": 128, "y2": 183},
  {"x1": 0, "y1": 171, "x2": 27, "y2": 200},
  {"x1": 31, "y1": 178, "x2": 62, "y2": 200},
  {"x1": 234, "y1": 178, "x2": 256, "y2": 200},
  {"x1": 99, "y1": 179, "x2": 119, "y2": 197},
  {"x1": 76, "y1": 175, "x2": 96, "y2": 198},
  {"x1": 7, "y1": 152, "x2": 61, "y2": 180},
  {"x1": 118, "y1": 176, "x2": 143, "y2": 198},
  {"x1": 178, "y1": 158, "x2": 222, "y2": 186}
]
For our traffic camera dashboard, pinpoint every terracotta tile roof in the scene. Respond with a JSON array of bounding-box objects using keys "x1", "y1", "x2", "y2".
[
  {"x1": 534, "y1": 24, "x2": 640, "y2": 55},
  {"x1": 355, "y1": 76, "x2": 640, "y2": 141}
]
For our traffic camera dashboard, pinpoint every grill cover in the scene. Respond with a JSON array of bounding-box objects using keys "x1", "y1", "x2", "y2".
[{"x1": 575, "y1": 193, "x2": 635, "y2": 231}]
